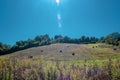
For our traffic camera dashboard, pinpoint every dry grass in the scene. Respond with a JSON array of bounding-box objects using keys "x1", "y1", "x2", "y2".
[{"x1": 0, "y1": 43, "x2": 120, "y2": 80}]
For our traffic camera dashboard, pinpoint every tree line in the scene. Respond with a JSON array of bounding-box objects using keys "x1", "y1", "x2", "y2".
[{"x1": 0, "y1": 32, "x2": 120, "y2": 55}]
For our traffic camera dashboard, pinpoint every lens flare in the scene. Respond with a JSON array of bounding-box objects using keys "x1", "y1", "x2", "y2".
[
  {"x1": 56, "y1": 0, "x2": 60, "y2": 5},
  {"x1": 57, "y1": 14, "x2": 61, "y2": 20},
  {"x1": 55, "y1": 0, "x2": 62, "y2": 28},
  {"x1": 58, "y1": 22, "x2": 62, "y2": 28}
]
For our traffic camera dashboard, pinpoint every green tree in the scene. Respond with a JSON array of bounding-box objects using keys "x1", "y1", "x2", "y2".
[
  {"x1": 105, "y1": 32, "x2": 120, "y2": 46},
  {"x1": 54, "y1": 35, "x2": 64, "y2": 43},
  {"x1": 99, "y1": 37, "x2": 105, "y2": 43},
  {"x1": 63, "y1": 36, "x2": 71, "y2": 43},
  {"x1": 0, "y1": 42, "x2": 10, "y2": 55}
]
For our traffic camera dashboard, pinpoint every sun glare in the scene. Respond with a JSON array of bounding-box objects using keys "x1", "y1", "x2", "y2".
[
  {"x1": 56, "y1": 0, "x2": 60, "y2": 5},
  {"x1": 55, "y1": 0, "x2": 62, "y2": 28},
  {"x1": 57, "y1": 14, "x2": 61, "y2": 20},
  {"x1": 58, "y1": 22, "x2": 62, "y2": 28}
]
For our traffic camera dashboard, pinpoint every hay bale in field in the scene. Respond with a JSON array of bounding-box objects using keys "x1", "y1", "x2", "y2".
[
  {"x1": 41, "y1": 50, "x2": 43, "y2": 52},
  {"x1": 72, "y1": 53, "x2": 75, "y2": 56},
  {"x1": 66, "y1": 46, "x2": 70, "y2": 48},
  {"x1": 28, "y1": 55, "x2": 33, "y2": 59},
  {"x1": 113, "y1": 46, "x2": 118, "y2": 51},
  {"x1": 59, "y1": 50, "x2": 63, "y2": 53},
  {"x1": 113, "y1": 48, "x2": 117, "y2": 51}
]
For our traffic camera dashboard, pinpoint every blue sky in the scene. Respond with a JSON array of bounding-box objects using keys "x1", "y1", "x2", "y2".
[{"x1": 0, "y1": 0, "x2": 120, "y2": 45}]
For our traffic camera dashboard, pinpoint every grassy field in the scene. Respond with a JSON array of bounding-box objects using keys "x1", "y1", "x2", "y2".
[{"x1": 0, "y1": 43, "x2": 120, "y2": 80}]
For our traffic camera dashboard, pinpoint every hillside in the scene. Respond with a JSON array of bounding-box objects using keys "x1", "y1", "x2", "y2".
[
  {"x1": 8, "y1": 43, "x2": 120, "y2": 61},
  {"x1": 1, "y1": 43, "x2": 120, "y2": 80}
]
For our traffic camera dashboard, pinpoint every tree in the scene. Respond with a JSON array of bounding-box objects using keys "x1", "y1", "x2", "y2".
[
  {"x1": 80, "y1": 36, "x2": 86, "y2": 42},
  {"x1": 63, "y1": 36, "x2": 71, "y2": 43},
  {"x1": 54, "y1": 35, "x2": 64, "y2": 43},
  {"x1": 99, "y1": 37, "x2": 105, "y2": 43},
  {"x1": 90, "y1": 37, "x2": 99, "y2": 43},
  {"x1": 35, "y1": 36, "x2": 42, "y2": 42},
  {"x1": 0, "y1": 42, "x2": 11, "y2": 55},
  {"x1": 39, "y1": 34, "x2": 51, "y2": 45},
  {"x1": 105, "y1": 32, "x2": 120, "y2": 46}
]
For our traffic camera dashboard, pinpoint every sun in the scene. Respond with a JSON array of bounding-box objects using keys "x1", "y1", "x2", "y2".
[{"x1": 56, "y1": 0, "x2": 60, "y2": 5}]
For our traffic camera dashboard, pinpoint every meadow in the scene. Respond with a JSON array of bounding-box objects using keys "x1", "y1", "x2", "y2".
[{"x1": 0, "y1": 43, "x2": 120, "y2": 80}]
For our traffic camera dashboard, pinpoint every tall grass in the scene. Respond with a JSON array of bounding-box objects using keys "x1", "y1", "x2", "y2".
[{"x1": 0, "y1": 55, "x2": 120, "y2": 80}]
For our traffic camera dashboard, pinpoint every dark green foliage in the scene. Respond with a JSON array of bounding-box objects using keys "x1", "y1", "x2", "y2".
[
  {"x1": 0, "y1": 32, "x2": 120, "y2": 55},
  {"x1": 0, "y1": 42, "x2": 11, "y2": 55},
  {"x1": 104, "y1": 32, "x2": 120, "y2": 46},
  {"x1": 54, "y1": 35, "x2": 64, "y2": 43},
  {"x1": 99, "y1": 37, "x2": 105, "y2": 43}
]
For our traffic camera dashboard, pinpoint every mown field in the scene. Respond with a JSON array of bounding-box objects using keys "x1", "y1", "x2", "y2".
[{"x1": 0, "y1": 43, "x2": 120, "y2": 80}]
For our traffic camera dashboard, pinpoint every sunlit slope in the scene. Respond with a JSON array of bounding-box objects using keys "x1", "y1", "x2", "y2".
[{"x1": 8, "y1": 43, "x2": 120, "y2": 60}]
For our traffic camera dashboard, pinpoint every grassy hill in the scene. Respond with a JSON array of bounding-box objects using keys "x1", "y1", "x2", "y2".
[
  {"x1": 7, "y1": 43, "x2": 120, "y2": 60},
  {"x1": 0, "y1": 43, "x2": 120, "y2": 80}
]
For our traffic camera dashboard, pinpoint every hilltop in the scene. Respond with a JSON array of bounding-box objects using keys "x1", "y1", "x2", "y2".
[
  {"x1": 7, "y1": 43, "x2": 120, "y2": 61},
  {"x1": 0, "y1": 32, "x2": 120, "y2": 55}
]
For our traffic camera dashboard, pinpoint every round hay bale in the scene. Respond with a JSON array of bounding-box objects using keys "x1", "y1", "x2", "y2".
[
  {"x1": 113, "y1": 48, "x2": 117, "y2": 51},
  {"x1": 59, "y1": 50, "x2": 62, "y2": 53},
  {"x1": 72, "y1": 53, "x2": 75, "y2": 56},
  {"x1": 28, "y1": 56, "x2": 33, "y2": 59},
  {"x1": 67, "y1": 46, "x2": 70, "y2": 48},
  {"x1": 41, "y1": 50, "x2": 43, "y2": 52}
]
